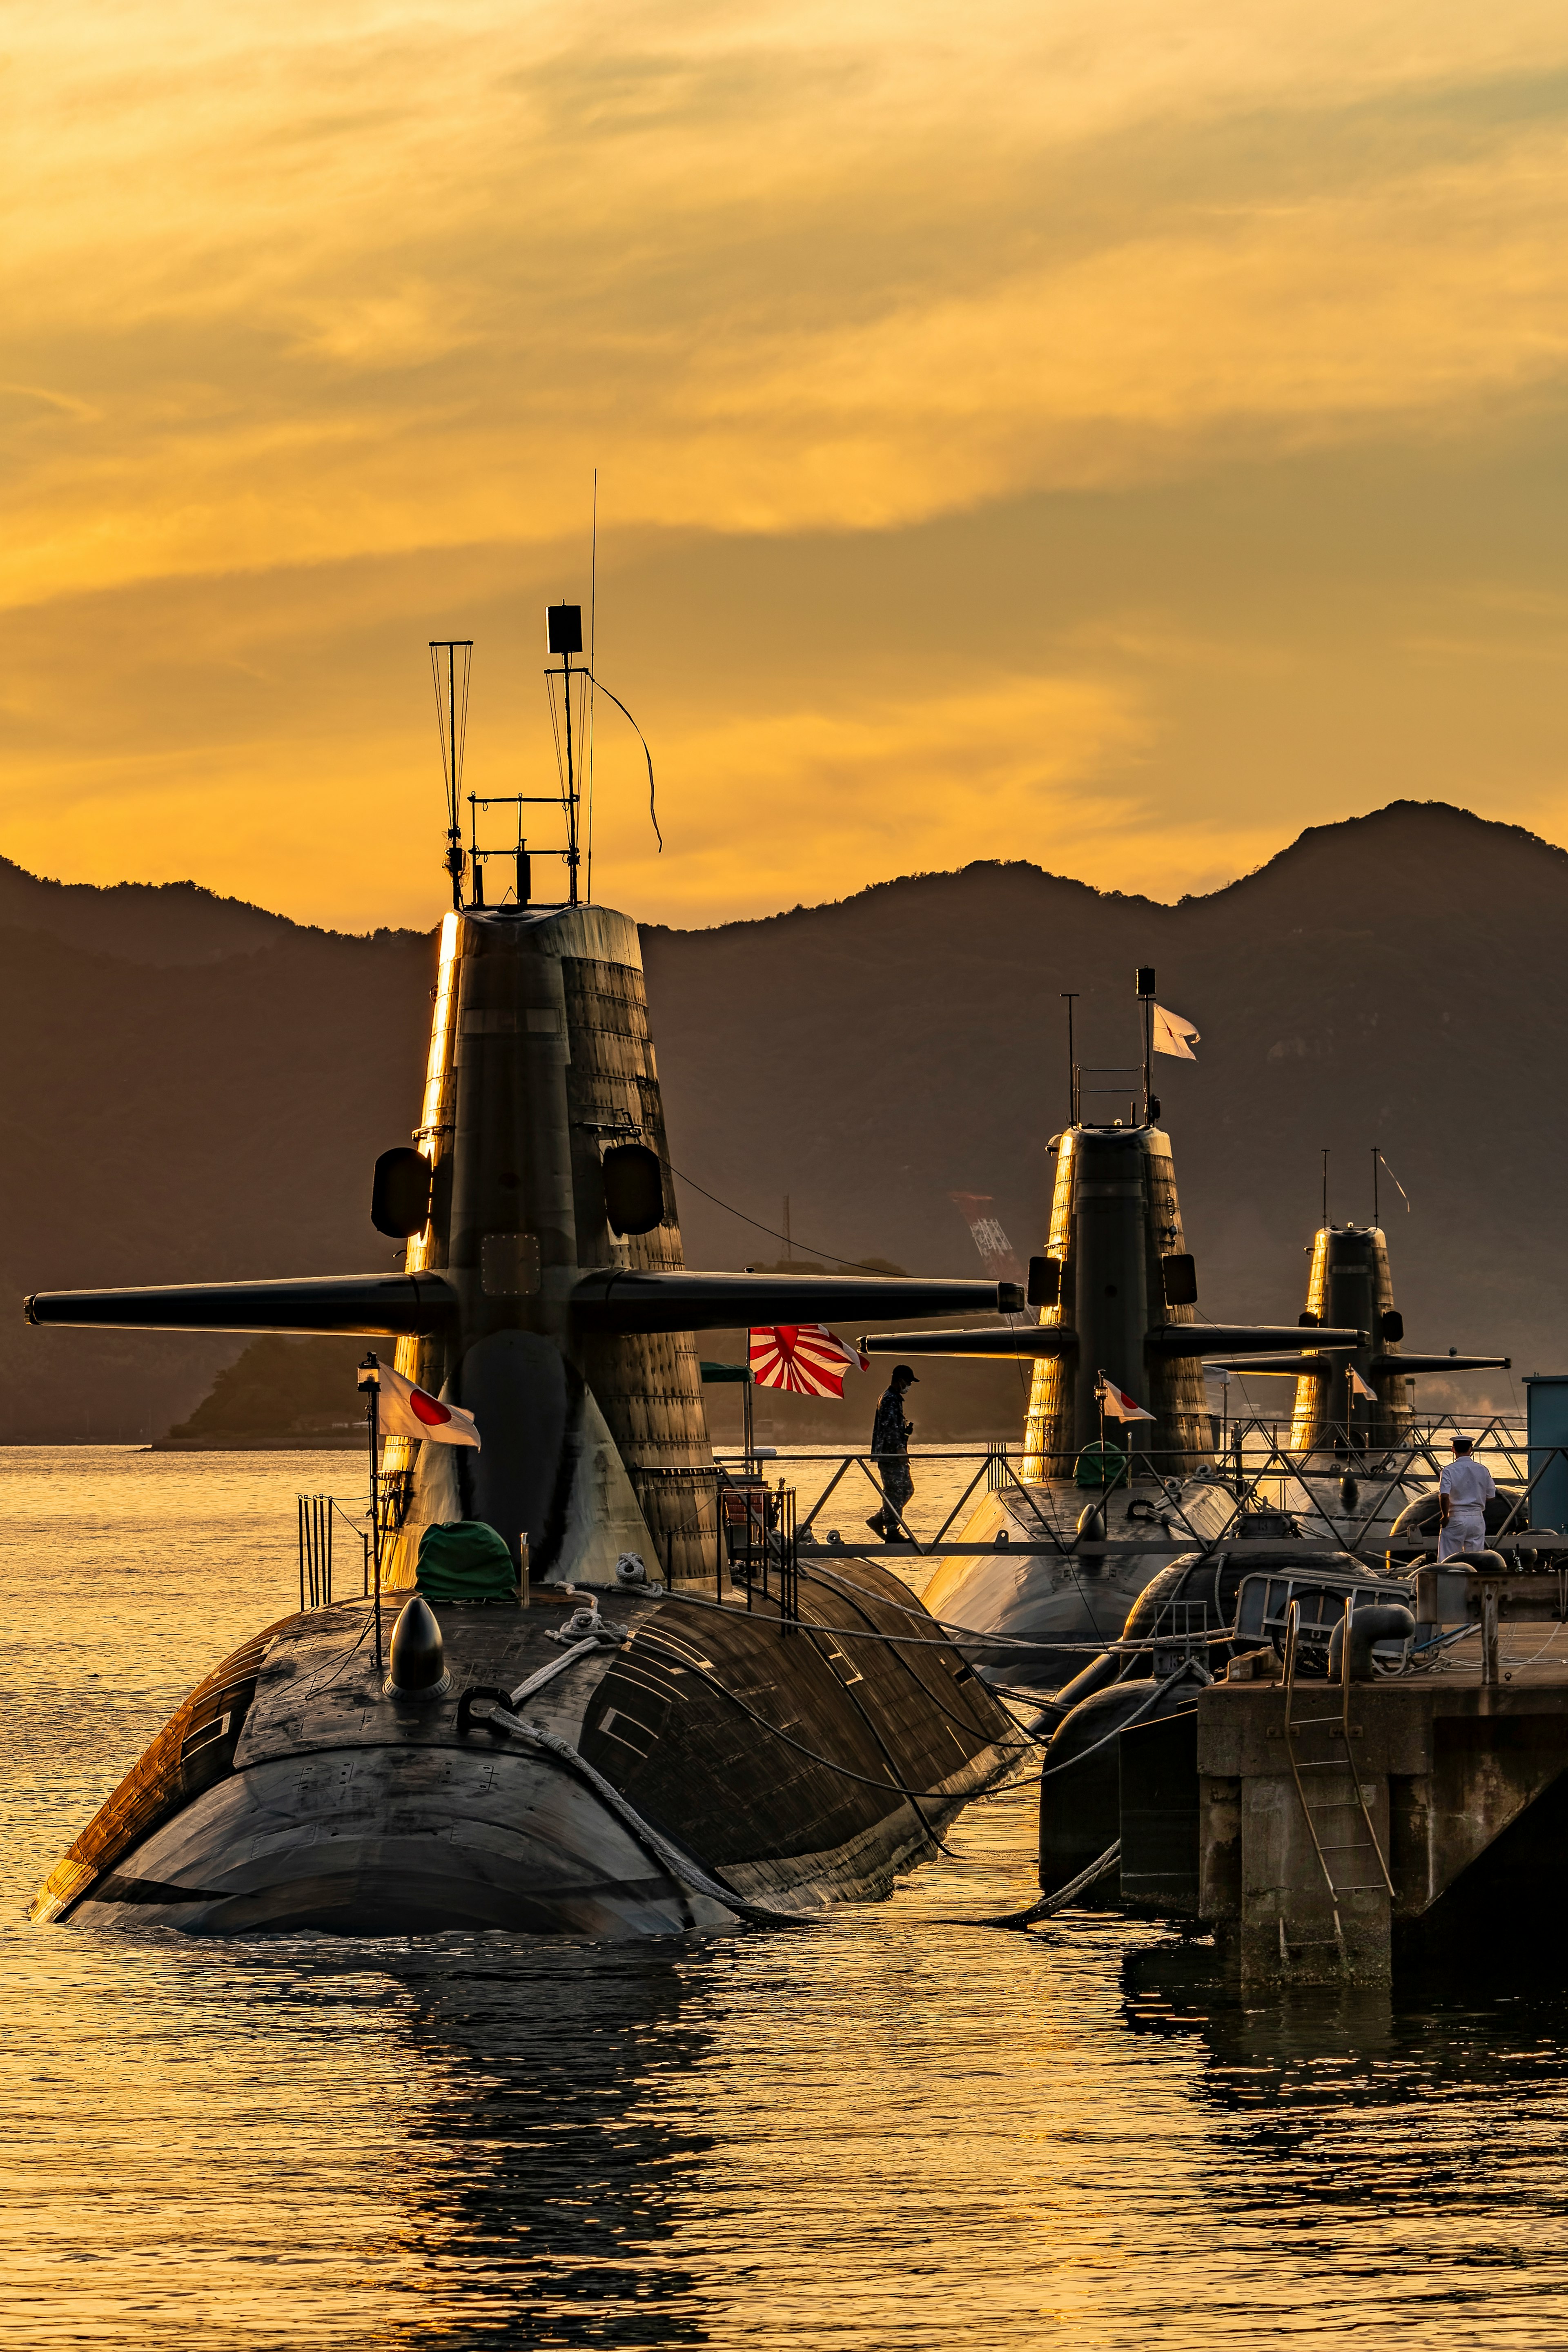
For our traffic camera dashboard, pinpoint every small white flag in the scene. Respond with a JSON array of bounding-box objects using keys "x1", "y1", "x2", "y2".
[
  {"x1": 1346, "y1": 1365, "x2": 1377, "y2": 1403},
  {"x1": 1096, "y1": 1372, "x2": 1156, "y2": 1423},
  {"x1": 1152, "y1": 1004, "x2": 1200, "y2": 1061},
  {"x1": 376, "y1": 1363, "x2": 481, "y2": 1448}
]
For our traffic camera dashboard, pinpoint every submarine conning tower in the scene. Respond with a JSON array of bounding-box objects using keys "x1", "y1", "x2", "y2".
[
  {"x1": 1289, "y1": 1223, "x2": 1402, "y2": 1456},
  {"x1": 19, "y1": 606, "x2": 1026, "y2": 1588},
  {"x1": 1021, "y1": 1121, "x2": 1209, "y2": 1481},
  {"x1": 382, "y1": 897, "x2": 715, "y2": 1588},
  {"x1": 1281, "y1": 1221, "x2": 1510, "y2": 1459},
  {"x1": 860, "y1": 1111, "x2": 1359, "y2": 1473}
]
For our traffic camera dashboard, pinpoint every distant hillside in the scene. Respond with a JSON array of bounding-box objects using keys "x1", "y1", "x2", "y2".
[
  {"x1": 153, "y1": 1336, "x2": 367, "y2": 1449},
  {"x1": 645, "y1": 801, "x2": 1561, "y2": 1429},
  {"x1": 2, "y1": 800, "x2": 1558, "y2": 1443},
  {"x1": 0, "y1": 856, "x2": 311, "y2": 966},
  {"x1": 0, "y1": 914, "x2": 433, "y2": 1440}
]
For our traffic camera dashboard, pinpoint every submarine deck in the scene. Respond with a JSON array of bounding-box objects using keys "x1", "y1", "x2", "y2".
[{"x1": 31, "y1": 1558, "x2": 1021, "y2": 1938}]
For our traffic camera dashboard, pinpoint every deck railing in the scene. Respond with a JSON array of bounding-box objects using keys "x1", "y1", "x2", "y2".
[{"x1": 296, "y1": 1493, "x2": 373, "y2": 1610}]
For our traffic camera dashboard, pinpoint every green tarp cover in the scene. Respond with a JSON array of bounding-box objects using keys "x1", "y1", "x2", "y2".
[
  {"x1": 1074, "y1": 1439, "x2": 1129, "y2": 1490},
  {"x1": 416, "y1": 1519, "x2": 517, "y2": 1599}
]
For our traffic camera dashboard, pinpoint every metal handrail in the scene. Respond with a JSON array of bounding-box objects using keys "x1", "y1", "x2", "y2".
[{"x1": 296, "y1": 1491, "x2": 374, "y2": 1610}]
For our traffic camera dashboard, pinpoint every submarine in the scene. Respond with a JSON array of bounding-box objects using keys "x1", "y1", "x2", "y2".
[
  {"x1": 961, "y1": 1187, "x2": 1518, "y2": 1907},
  {"x1": 25, "y1": 611, "x2": 1023, "y2": 1937},
  {"x1": 1210, "y1": 1212, "x2": 1513, "y2": 1556},
  {"x1": 855, "y1": 971, "x2": 1363, "y2": 1683}
]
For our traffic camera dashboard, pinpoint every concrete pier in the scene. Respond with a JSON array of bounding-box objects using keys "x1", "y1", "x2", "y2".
[{"x1": 1191, "y1": 1578, "x2": 1568, "y2": 1983}]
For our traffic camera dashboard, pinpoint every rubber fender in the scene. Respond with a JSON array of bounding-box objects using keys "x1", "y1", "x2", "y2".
[{"x1": 1038, "y1": 1674, "x2": 1198, "y2": 1895}]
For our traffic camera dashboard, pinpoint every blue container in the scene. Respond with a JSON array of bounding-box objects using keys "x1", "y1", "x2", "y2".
[{"x1": 1525, "y1": 1376, "x2": 1568, "y2": 1535}]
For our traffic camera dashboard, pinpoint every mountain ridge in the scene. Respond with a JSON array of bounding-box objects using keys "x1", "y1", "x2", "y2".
[{"x1": 1, "y1": 798, "x2": 1556, "y2": 1442}]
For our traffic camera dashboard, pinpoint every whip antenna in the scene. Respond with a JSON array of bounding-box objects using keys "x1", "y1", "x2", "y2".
[{"x1": 429, "y1": 640, "x2": 473, "y2": 910}]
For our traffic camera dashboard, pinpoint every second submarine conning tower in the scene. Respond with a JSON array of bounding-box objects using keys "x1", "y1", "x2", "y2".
[
  {"x1": 858, "y1": 967, "x2": 1364, "y2": 1468},
  {"x1": 1020, "y1": 1121, "x2": 1210, "y2": 1480},
  {"x1": 858, "y1": 1123, "x2": 1359, "y2": 1474}
]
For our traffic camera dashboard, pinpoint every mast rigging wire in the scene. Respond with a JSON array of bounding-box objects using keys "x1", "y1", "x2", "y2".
[{"x1": 584, "y1": 667, "x2": 661, "y2": 851}]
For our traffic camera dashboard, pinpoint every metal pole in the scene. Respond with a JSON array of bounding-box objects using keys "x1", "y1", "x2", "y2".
[
  {"x1": 562, "y1": 652, "x2": 577, "y2": 905},
  {"x1": 1060, "y1": 993, "x2": 1078, "y2": 1128},
  {"x1": 359, "y1": 1354, "x2": 383, "y2": 1672},
  {"x1": 587, "y1": 470, "x2": 597, "y2": 907}
]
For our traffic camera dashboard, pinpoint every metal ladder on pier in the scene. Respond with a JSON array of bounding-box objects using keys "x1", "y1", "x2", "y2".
[{"x1": 1280, "y1": 1598, "x2": 1394, "y2": 1963}]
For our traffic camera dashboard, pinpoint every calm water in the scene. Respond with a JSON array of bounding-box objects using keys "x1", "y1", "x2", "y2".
[{"x1": 3, "y1": 1448, "x2": 1568, "y2": 2350}]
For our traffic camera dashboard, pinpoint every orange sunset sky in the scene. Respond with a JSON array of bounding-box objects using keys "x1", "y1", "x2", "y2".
[{"x1": 8, "y1": 2, "x2": 1568, "y2": 933}]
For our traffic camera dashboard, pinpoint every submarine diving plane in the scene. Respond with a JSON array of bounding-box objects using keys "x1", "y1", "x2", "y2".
[{"x1": 25, "y1": 614, "x2": 1024, "y2": 1938}]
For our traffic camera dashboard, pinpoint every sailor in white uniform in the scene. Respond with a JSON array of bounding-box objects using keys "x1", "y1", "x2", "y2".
[{"x1": 1437, "y1": 1434, "x2": 1495, "y2": 1561}]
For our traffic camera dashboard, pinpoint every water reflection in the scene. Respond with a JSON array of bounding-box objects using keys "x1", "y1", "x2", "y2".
[
  {"x1": 10, "y1": 1452, "x2": 1568, "y2": 2350},
  {"x1": 381, "y1": 1939, "x2": 716, "y2": 2347}
]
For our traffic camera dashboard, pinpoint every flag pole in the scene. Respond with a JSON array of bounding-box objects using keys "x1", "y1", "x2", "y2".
[
  {"x1": 1136, "y1": 966, "x2": 1155, "y2": 1124},
  {"x1": 1060, "y1": 993, "x2": 1078, "y2": 1128},
  {"x1": 359, "y1": 1353, "x2": 383, "y2": 1673}
]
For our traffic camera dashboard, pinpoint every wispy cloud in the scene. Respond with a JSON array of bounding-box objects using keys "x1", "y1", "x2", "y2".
[{"x1": 7, "y1": 1, "x2": 1568, "y2": 924}]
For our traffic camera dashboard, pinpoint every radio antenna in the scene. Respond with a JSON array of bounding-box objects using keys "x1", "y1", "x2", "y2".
[
  {"x1": 429, "y1": 641, "x2": 473, "y2": 910},
  {"x1": 546, "y1": 603, "x2": 584, "y2": 904},
  {"x1": 586, "y1": 472, "x2": 598, "y2": 905}
]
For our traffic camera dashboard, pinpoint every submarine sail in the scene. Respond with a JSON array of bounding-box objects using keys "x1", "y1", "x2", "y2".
[{"x1": 856, "y1": 970, "x2": 1361, "y2": 1679}]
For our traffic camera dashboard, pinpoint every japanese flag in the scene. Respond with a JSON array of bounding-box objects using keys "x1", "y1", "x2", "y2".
[
  {"x1": 1152, "y1": 1005, "x2": 1200, "y2": 1061},
  {"x1": 376, "y1": 1363, "x2": 481, "y2": 1448},
  {"x1": 1096, "y1": 1373, "x2": 1156, "y2": 1423}
]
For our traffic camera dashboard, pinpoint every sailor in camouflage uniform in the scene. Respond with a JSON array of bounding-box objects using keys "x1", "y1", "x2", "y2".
[{"x1": 868, "y1": 1363, "x2": 917, "y2": 1541}]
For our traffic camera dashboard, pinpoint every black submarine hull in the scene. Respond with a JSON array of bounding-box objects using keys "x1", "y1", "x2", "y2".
[{"x1": 31, "y1": 1557, "x2": 1017, "y2": 1936}]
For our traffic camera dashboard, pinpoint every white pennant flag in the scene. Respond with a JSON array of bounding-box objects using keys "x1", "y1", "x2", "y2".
[
  {"x1": 375, "y1": 1363, "x2": 481, "y2": 1448},
  {"x1": 1346, "y1": 1365, "x2": 1377, "y2": 1403},
  {"x1": 1152, "y1": 1004, "x2": 1200, "y2": 1061}
]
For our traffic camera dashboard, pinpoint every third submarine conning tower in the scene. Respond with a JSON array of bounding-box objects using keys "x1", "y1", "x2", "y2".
[{"x1": 1212, "y1": 1219, "x2": 1510, "y2": 1458}]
